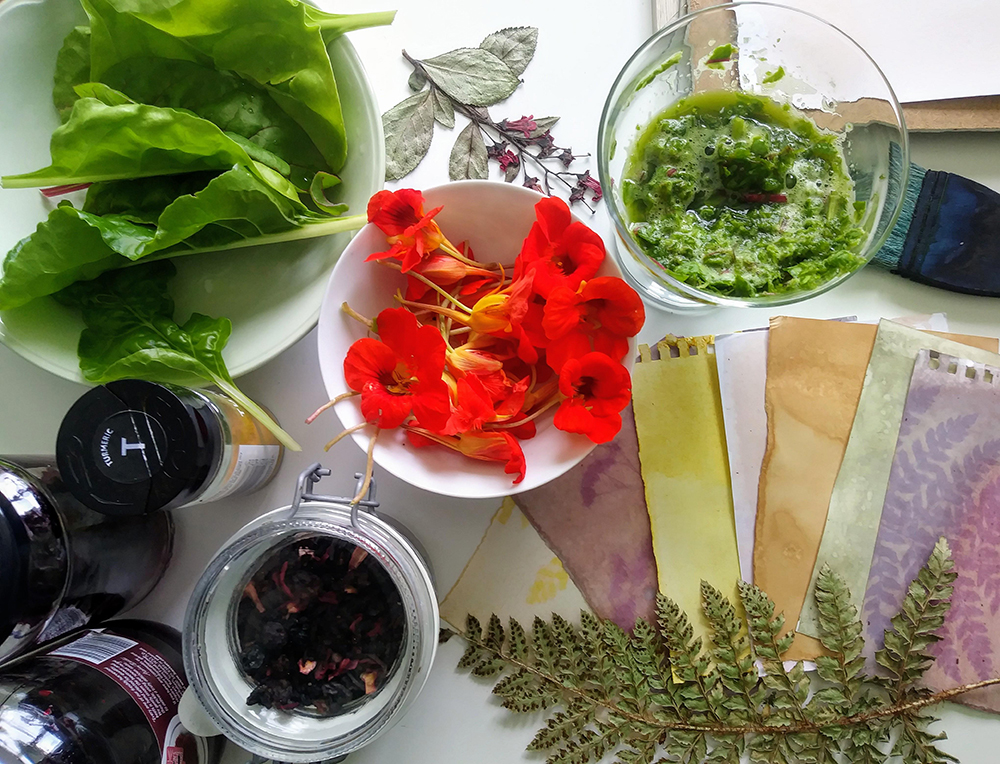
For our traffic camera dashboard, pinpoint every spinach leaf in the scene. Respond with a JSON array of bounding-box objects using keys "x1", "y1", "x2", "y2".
[
  {"x1": 81, "y1": 0, "x2": 393, "y2": 173},
  {"x1": 1, "y1": 97, "x2": 253, "y2": 188},
  {"x1": 53, "y1": 26, "x2": 92, "y2": 122},
  {"x1": 55, "y1": 260, "x2": 300, "y2": 450}
]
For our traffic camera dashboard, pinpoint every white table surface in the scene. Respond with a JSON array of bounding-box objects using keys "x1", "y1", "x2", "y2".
[{"x1": 2, "y1": 0, "x2": 1000, "y2": 761}]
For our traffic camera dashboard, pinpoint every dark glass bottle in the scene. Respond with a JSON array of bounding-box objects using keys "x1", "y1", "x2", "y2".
[
  {"x1": 0, "y1": 457, "x2": 173, "y2": 663},
  {"x1": 0, "y1": 620, "x2": 222, "y2": 764}
]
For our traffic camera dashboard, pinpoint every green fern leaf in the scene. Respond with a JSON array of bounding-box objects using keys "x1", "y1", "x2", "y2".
[
  {"x1": 508, "y1": 617, "x2": 528, "y2": 661},
  {"x1": 876, "y1": 537, "x2": 956, "y2": 698}
]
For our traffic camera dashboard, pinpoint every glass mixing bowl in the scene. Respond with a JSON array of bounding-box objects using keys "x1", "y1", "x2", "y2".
[{"x1": 598, "y1": 1, "x2": 908, "y2": 311}]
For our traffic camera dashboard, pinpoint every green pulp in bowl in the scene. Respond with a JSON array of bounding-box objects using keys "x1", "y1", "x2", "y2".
[{"x1": 622, "y1": 91, "x2": 866, "y2": 298}]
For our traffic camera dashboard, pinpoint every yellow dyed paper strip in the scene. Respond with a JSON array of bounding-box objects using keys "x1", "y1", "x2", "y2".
[
  {"x1": 632, "y1": 336, "x2": 742, "y2": 650},
  {"x1": 439, "y1": 498, "x2": 589, "y2": 631}
]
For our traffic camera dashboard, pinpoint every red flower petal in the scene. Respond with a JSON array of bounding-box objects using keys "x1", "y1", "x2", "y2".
[
  {"x1": 367, "y1": 188, "x2": 426, "y2": 235},
  {"x1": 343, "y1": 338, "x2": 396, "y2": 393},
  {"x1": 359, "y1": 380, "x2": 413, "y2": 429},
  {"x1": 545, "y1": 329, "x2": 593, "y2": 373},
  {"x1": 553, "y1": 401, "x2": 622, "y2": 444},
  {"x1": 409, "y1": 377, "x2": 452, "y2": 433},
  {"x1": 542, "y1": 284, "x2": 584, "y2": 340}
]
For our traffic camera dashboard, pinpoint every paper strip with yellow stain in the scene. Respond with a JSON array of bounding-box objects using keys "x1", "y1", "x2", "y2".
[
  {"x1": 632, "y1": 336, "x2": 743, "y2": 652},
  {"x1": 439, "y1": 498, "x2": 590, "y2": 631}
]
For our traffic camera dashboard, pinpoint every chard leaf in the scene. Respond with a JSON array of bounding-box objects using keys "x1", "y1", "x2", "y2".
[
  {"x1": 480, "y1": 27, "x2": 538, "y2": 78},
  {"x1": 419, "y1": 48, "x2": 520, "y2": 107},
  {"x1": 83, "y1": 173, "x2": 221, "y2": 225},
  {"x1": 449, "y1": 122, "x2": 488, "y2": 181},
  {"x1": 53, "y1": 26, "x2": 92, "y2": 122},
  {"x1": 309, "y1": 172, "x2": 349, "y2": 215},
  {"x1": 1, "y1": 97, "x2": 252, "y2": 188},
  {"x1": 0, "y1": 168, "x2": 364, "y2": 308},
  {"x1": 0, "y1": 204, "x2": 140, "y2": 310},
  {"x1": 81, "y1": 0, "x2": 392, "y2": 173},
  {"x1": 54, "y1": 260, "x2": 301, "y2": 450},
  {"x1": 383, "y1": 90, "x2": 435, "y2": 181},
  {"x1": 98, "y1": 56, "x2": 328, "y2": 189},
  {"x1": 432, "y1": 88, "x2": 456, "y2": 129}
]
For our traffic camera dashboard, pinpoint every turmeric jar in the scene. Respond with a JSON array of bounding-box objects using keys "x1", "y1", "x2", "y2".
[{"x1": 56, "y1": 379, "x2": 283, "y2": 516}]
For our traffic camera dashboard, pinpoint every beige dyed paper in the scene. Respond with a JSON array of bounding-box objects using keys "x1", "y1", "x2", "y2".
[
  {"x1": 439, "y1": 498, "x2": 589, "y2": 631},
  {"x1": 754, "y1": 318, "x2": 878, "y2": 659},
  {"x1": 632, "y1": 336, "x2": 742, "y2": 648},
  {"x1": 799, "y1": 321, "x2": 1000, "y2": 637}
]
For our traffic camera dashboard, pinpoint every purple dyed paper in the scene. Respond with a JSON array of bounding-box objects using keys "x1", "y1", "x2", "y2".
[
  {"x1": 514, "y1": 405, "x2": 658, "y2": 629},
  {"x1": 864, "y1": 350, "x2": 1000, "y2": 711}
]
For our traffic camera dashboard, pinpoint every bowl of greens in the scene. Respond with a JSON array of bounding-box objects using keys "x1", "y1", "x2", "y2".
[
  {"x1": 598, "y1": 1, "x2": 909, "y2": 311},
  {"x1": 0, "y1": 0, "x2": 390, "y2": 405}
]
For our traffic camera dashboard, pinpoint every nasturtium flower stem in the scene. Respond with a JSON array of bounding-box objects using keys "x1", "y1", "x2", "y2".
[
  {"x1": 341, "y1": 302, "x2": 375, "y2": 331},
  {"x1": 486, "y1": 395, "x2": 563, "y2": 429}
]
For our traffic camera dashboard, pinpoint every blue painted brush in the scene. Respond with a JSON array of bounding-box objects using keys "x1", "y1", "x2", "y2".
[{"x1": 872, "y1": 147, "x2": 1000, "y2": 297}]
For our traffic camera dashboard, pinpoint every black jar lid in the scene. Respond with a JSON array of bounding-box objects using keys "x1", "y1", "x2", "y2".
[{"x1": 56, "y1": 380, "x2": 220, "y2": 516}]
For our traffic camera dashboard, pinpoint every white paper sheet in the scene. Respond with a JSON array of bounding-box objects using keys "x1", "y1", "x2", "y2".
[
  {"x1": 775, "y1": 0, "x2": 998, "y2": 103},
  {"x1": 715, "y1": 328, "x2": 769, "y2": 584}
]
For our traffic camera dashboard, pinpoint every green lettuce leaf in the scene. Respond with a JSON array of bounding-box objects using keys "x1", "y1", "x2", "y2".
[
  {"x1": 54, "y1": 260, "x2": 301, "y2": 451},
  {"x1": 81, "y1": 0, "x2": 394, "y2": 173}
]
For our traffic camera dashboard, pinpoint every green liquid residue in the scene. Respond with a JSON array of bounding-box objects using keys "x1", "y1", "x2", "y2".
[{"x1": 622, "y1": 91, "x2": 865, "y2": 298}]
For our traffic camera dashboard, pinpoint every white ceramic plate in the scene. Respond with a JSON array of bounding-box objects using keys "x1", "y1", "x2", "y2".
[
  {"x1": 316, "y1": 181, "x2": 635, "y2": 499},
  {"x1": 0, "y1": 0, "x2": 384, "y2": 383}
]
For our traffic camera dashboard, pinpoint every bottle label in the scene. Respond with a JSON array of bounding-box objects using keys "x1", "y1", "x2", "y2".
[
  {"x1": 196, "y1": 444, "x2": 280, "y2": 503},
  {"x1": 50, "y1": 629, "x2": 206, "y2": 763}
]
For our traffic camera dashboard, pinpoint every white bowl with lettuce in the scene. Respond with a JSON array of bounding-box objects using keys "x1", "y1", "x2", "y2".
[{"x1": 0, "y1": 0, "x2": 390, "y2": 448}]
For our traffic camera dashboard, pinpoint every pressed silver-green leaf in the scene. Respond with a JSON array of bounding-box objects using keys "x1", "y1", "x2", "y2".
[
  {"x1": 432, "y1": 88, "x2": 456, "y2": 128},
  {"x1": 408, "y1": 69, "x2": 427, "y2": 92},
  {"x1": 382, "y1": 89, "x2": 435, "y2": 181},
  {"x1": 420, "y1": 48, "x2": 520, "y2": 106},
  {"x1": 448, "y1": 121, "x2": 488, "y2": 181},
  {"x1": 479, "y1": 26, "x2": 538, "y2": 77}
]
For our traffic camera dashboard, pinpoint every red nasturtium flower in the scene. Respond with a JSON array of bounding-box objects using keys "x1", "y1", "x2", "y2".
[
  {"x1": 343, "y1": 308, "x2": 450, "y2": 431},
  {"x1": 519, "y1": 197, "x2": 606, "y2": 297},
  {"x1": 543, "y1": 277, "x2": 645, "y2": 341},
  {"x1": 365, "y1": 189, "x2": 445, "y2": 273},
  {"x1": 553, "y1": 352, "x2": 632, "y2": 444}
]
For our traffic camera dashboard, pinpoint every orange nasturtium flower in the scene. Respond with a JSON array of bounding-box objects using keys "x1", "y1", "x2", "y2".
[
  {"x1": 553, "y1": 352, "x2": 632, "y2": 444},
  {"x1": 343, "y1": 308, "x2": 450, "y2": 431},
  {"x1": 365, "y1": 189, "x2": 445, "y2": 273},
  {"x1": 406, "y1": 426, "x2": 527, "y2": 484},
  {"x1": 542, "y1": 277, "x2": 646, "y2": 341}
]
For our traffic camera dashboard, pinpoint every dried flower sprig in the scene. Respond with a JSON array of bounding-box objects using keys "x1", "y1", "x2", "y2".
[
  {"x1": 447, "y1": 538, "x2": 991, "y2": 764},
  {"x1": 382, "y1": 28, "x2": 601, "y2": 210}
]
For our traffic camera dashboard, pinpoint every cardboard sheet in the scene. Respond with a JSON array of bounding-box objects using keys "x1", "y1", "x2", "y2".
[
  {"x1": 439, "y1": 499, "x2": 589, "y2": 631},
  {"x1": 515, "y1": 406, "x2": 659, "y2": 630},
  {"x1": 799, "y1": 321, "x2": 1000, "y2": 637},
  {"x1": 864, "y1": 351, "x2": 1000, "y2": 712},
  {"x1": 633, "y1": 336, "x2": 742, "y2": 647}
]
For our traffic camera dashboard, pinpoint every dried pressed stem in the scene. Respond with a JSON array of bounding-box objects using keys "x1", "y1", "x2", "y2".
[
  {"x1": 305, "y1": 391, "x2": 359, "y2": 425},
  {"x1": 352, "y1": 429, "x2": 380, "y2": 504},
  {"x1": 324, "y1": 422, "x2": 367, "y2": 452},
  {"x1": 455, "y1": 626, "x2": 1000, "y2": 735},
  {"x1": 341, "y1": 302, "x2": 375, "y2": 331}
]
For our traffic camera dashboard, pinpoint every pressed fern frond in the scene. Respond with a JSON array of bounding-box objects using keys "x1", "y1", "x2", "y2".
[{"x1": 453, "y1": 537, "x2": 997, "y2": 764}]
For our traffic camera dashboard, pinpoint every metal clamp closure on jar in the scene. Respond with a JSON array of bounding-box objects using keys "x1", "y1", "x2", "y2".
[{"x1": 181, "y1": 464, "x2": 438, "y2": 764}]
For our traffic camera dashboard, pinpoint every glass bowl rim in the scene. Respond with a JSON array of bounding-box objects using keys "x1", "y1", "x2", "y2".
[{"x1": 596, "y1": 0, "x2": 910, "y2": 308}]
